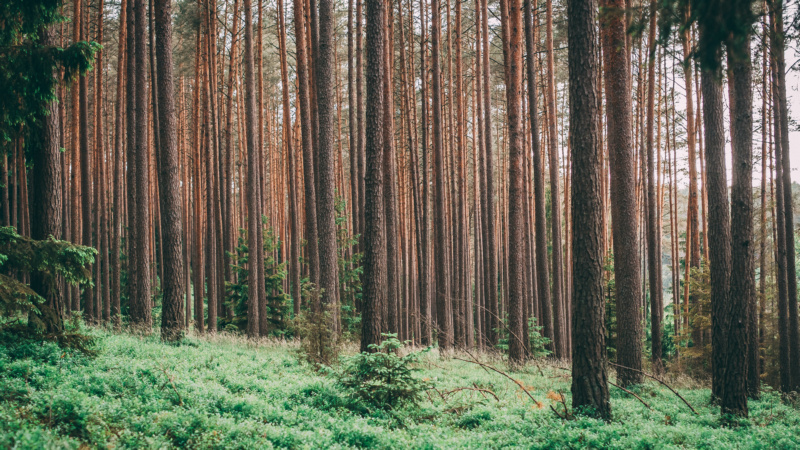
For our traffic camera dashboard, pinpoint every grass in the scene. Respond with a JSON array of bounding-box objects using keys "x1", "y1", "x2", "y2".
[{"x1": 0, "y1": 329, "x2": 798, "y2": 449}]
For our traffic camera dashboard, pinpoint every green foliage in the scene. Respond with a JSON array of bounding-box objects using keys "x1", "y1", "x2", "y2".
[
  {"x1": 1, "y1": 330, "x2": 800, "y2": 448},
  {"x1": 495, "y1": 316, "x2": 551, "y2": 359},
  {"x1": 0, "y1": 226, "x2": 96, "y2": 350},
  {"x1": 527, "y1": 317, "x2": 552, "y2": 359},
  {"x1": 655, "y1": 0, "x2": 756, "y2": 74},
  {"x1": 674, "y1": 263, "x2": 712, "y2": 378},
  {"x1": 604, "y1": 253, "x2": 618, "y2": 361},
  {"x1": 335, "y1": 195, "x2": 362, "y2": 339},
  {"x1": 220, "y1": 218, "x2": 289, "y2": 335},
  {"x1": 334, "y1": 335, "x2": 430, "y2": 410},
  {"x1": 294, "y1": 286, "x2": 340, "y2": 368},
  {"x1": 0, "y1": 0, "x2": 100, "y2": 144}
]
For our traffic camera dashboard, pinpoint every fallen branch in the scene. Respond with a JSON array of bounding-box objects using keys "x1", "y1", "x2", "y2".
[
  {"x1": 455, "y1": 351, "x2": 540, "y2": 405},
  {"x1": 157, "y1": 363, "x2": 184, "y2": 407},
  {"x1": 443, "y1": 386, "x2": 500, "y2": 401},
  {"x1": 428, "y1": 386, "x2": 447, "y2": 402},
  {"x1": 609, "y1": 381, "x2": 651, "y2": 410},
  {"x1": 553, "y1": 389, "x2": 573, "y2": 420},
  {"x1": 609, "y1": 362, "x2": 698, "y2": 415},
  {"x1": 473, "y1": 304, "x2": 545, "y2": 375}
]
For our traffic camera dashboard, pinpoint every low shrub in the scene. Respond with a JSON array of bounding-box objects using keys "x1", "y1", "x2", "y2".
[{"x1": 334, "y1": 334, "x2": 430, "y2": 410}]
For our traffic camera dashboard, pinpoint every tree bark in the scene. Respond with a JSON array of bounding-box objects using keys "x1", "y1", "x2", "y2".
[
  {"x1": 361, "y1": 0, "x2": 387, "y2": 352},
  {"x1": 294, "y1": 0, "x2": 320, "y2": 287},
  {"x1": 317, "y1": 0, "x2": 342, "y2": 326},
  {"x1": 383, "y1": 3, "x2": 400, "y2": 334},
  {"x1": 645, "y1": 0, "x2": 662, "y2": 375},
  {"x1": 568, "y1": 0, "x2": 609, "y2": 419},
  {"x1": 79, "y1": 0, "x2": 93, "y2": 323},
  {"x1": 481, "y1": 0, "x2": 499, "y2": 348},
  {"x1": 723, "y1": 23, "x2": 753, "y2": 417},
  {"x1": 771, "y1": 0, "x2": 800, "y2": 391},
  {"x1": 600, "y1": 0, "x2": 642, "y2": 386},
  {"x1": 503, "y1": 0, "x2": 525, "y2": 364},
  {"x1": 112, "y1": 0, "x2": 128, "y2": 328},
  {"x1": 243, "y1": 0, "x2": 263, "y2": 338},
  {"x1": 130, "y1": 0, "x2": 153, "y2": 328},
  {"x1": 30, "y1": 23, "x2": 64, "y2": 334},
  {"x1": 431, "y1": 0, "x2": 453, "y2": 351},
  {"x1": 699, "y1": 33, "x2": 730, "y2": 402},
  {"x1": 154, "y1": 0, "x2": 186, "y2": 341},
  {"x1": 546, "y1": 0, "x2": 566, "y2": 357}
]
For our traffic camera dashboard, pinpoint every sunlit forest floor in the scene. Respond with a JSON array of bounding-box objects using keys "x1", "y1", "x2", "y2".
[{"x1": 1, "y1": 329, "x2": 799, "y2": 449}]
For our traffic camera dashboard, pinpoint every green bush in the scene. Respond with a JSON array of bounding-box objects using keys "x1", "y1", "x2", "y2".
[
  {"x1": 334, "y1": 334, "x2": 430, "y2": 410},
  {"x1": 1, "y1": 329, "x2": 799, "y2": 449},
  {"x1": 221, "y1": 219, "x2": 289, "y2": 335}
]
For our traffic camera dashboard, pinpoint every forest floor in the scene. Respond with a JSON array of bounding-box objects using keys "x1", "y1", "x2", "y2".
[{"x1": 1, "y1": 330, "x2": 798, "y2": 449}]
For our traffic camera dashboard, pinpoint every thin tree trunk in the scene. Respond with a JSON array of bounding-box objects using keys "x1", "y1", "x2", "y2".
[
  {"x1": 431, "y1": 0, "x2": 453, "y2": 350},
  {"x1": 645, "y1": 0, "x2": 662, "y2": 375},
  {"x1": 384, "y1": 3, "x2": 399, "y2": 334},
  {"x1": 131, "y1": 0, "x2": 153, "y2": 328},
  {"x1": 112, "y1": 0, "x2": 128, "y2": 327},
  {"x1": 294, "y1": 0, "x2": 320, "y2": 287},
  {"x1": 278, "y1": 0, "x2": 301, "y2": 314},
  {"x1": 481, "y1": 0, "x2": 498, "y2": 347},
  {"x1": 772, "y1": 0, "x2": 800, "y2": 391},
  {"x1": 126, "y1": 0, "x2": 139, "y2": 325},
  {"x1": 243, "y1": 0, "x2": 263, "y2": 338},
  {"x1": 545, "y1": 0, "x2": 566, "y2": 357},
  {"x1": 316, "y1": 0, "x2": 341, "y2": 327},
  {"x1": 79, "y1": 0, "x2": 93, "y2": 323}
]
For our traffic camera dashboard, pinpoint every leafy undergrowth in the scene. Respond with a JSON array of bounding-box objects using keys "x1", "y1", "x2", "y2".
[{"x1": 1, "y1": 331, "x2": 798, "y2": 449}]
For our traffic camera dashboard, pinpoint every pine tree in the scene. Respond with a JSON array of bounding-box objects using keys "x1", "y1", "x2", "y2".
[{"x1": 568, "y1": 0, "x2": 609, "y2": 419}]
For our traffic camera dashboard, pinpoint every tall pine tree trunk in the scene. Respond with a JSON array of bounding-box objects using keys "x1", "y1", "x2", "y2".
[
  {"x1": 30, "y1": 23, "x2": 64, "y2": 334},
  {"x1": 317, "y1": 0, "x2": 342, "y2": 327},
  {"x1": 569, "y1": 0, "x2": 609, "y2": 419},
  {"x1": 361, "y1": 0, "x2": 387, "y2": 352},
  {"x1": 154, "y1": 0, "x2": 186, "y2": 341},
  {"x1": 724, "y1": 16, "x2": 753, "y2": 417},
  {"x1": 645, "y1": 0, "x2": 663, "y2": 375},
  {"x1": 243, "y1": 0, "x2": 263, "y2": 338},
  {"x1": 600, "y1": 0, "x2": 642, "y2": 386}
]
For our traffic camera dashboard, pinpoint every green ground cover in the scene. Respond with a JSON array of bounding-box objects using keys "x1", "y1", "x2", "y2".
[{"x1": 1, "y1": 330, "x2": 798, "y2": 449}]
